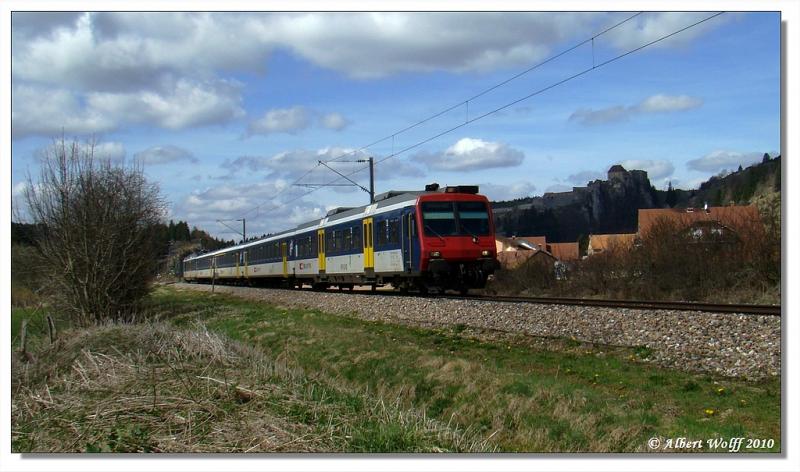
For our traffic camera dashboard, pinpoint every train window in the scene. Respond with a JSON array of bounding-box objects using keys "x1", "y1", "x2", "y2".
[
  {"x1": 353, "y1": 225, "x2": 362, "y2": 250},
  {"x1": 421, "y1": 202, "x2": 458, "y2": 236},
  {"x1": 376, "y1": 220, "x2": 387, "y2": 246},
  {"x1": 343, "y1": 228, "x2": 352, "y2": 250},
  {"x1": 456, "y1": 201, "x2": 491, "y2": 236},
  {"x1": 388, "y1": 218, "x2": 400, "y2": 244},
  {"x1": 335, "y1": 230, "x2": 344, "y2": 252}
]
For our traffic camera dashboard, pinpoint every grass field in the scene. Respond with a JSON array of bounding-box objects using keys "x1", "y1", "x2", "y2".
[{"x1": 11, "y1": 287, "x2": 781, "y2": 453}]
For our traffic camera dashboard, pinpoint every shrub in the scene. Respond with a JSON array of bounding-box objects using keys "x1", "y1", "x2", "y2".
[{"x1": 22, "y1": 138, "x2": 165, "y2": 325}]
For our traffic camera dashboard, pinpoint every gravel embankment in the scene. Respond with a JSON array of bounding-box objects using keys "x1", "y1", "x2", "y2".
[{"x1": 172, "y1": 283, "x2": 781, "y2": 380}]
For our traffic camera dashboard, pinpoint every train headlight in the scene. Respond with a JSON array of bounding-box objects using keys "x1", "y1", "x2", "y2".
[
  {"x1": 481, "y1": 250, "x2": 491, "y2": 257},
  {"x1": 429, "y1": 251, "x2": 441, "y2": 258}
]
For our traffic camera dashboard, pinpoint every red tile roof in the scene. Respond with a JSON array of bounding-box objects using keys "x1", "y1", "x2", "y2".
[{"x1": 638, "y1": 205, "x2": 760, "y2": 237}]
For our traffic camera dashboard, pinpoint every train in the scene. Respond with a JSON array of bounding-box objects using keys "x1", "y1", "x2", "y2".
[{"x1": 182, "y1": 184, "x2": 500, "y2": 294}]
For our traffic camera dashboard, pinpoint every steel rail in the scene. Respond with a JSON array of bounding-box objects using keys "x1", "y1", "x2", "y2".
[
  {"x1": 184, "y1": 281, "x2": 781, "y2": 316},
  {"x1": 437, "y1": 293, "x2": 782, "y2": 316}
]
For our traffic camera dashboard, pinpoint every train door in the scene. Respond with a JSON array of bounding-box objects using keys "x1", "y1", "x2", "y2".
[
  {"x1": 241, "y1": 250, "x2": 248, "y2": 278},
  {"x1": 317, "y1": 229, "x2": 326, "y2": 273},
  {"x1": 362, "y1": 217, "x2": 374, "y2": 272},
  {"x1": 281, "y1": 242, "x2": 288, "y2": 277},
  {"x1": 403, "y1": 210, "x2": 419, "y2": 272}
]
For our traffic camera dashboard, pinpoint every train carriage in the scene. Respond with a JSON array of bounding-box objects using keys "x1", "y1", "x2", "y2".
[{"x1": 183, "y1": 184, "x2": 500, "y2": 294}]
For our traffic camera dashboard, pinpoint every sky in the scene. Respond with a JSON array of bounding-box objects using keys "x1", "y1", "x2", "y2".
[{"x1": 9, "y1": 11, "x2": 781, "y2": 239}]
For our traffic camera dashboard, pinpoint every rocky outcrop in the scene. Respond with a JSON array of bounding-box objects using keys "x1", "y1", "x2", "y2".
[{"x1": 494, "y1": 166, "x2": 658, "y2": 241}]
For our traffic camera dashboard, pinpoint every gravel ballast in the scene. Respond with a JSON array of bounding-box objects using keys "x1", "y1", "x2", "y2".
[{"x1": 172, "y1": 283, "x2": 780, "y2": 380}]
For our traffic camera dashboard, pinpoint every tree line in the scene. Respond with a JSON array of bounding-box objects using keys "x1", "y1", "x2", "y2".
[{"x1": 13, "y1": 219, "x2": 234, "y2": 257}]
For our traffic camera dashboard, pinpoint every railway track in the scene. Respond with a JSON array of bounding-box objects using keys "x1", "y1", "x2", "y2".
[
  {"x1": 288, "y1": 284, "x2": 782, "y2": 316},
  {"x1": 442, "y1": 294, "x2": 782, "y2": 316},
  {"x1": 187, "y1": 282, "x2": 781, "y2": 316}
]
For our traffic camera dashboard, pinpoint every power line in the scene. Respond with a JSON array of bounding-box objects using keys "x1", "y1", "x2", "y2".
[
  {"x1": 240, "y1": 11, "x2": 724, "y2": 223},
  {"x1": 240, "y1": 11, "x2": 643, "y2": 217}
]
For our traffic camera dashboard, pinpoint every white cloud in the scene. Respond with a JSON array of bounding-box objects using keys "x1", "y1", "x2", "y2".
[
  {"x1": 669, "y1": 177, "x2": 709, "y2": 191},
  {"x1": 87, "y1": 79, "x2": 244, "y2": 130},
  {"x1": 566, "y1": 170, "x2": 606, "y2": 184},
  {"x1": 12, "y1": 12, "x2": 726, "y2": 139},
  {"x1": 371, "y1": 158, "x2": 425, "y2": 180},
  {"x1": 601, "y1": 12, "x2": 729, "y2": 51},
  {"x1": 223, "y1": 148, "x2": 342, "y2": 178},
  {"x1": 569, "y1": 94, "x2": 703, "y2": 126},
  {"x1": 569, "y1": 106, "x2": 631, "y2": 125},
  {"x1": 223, "y1": 147, "x2": 424, "y2": 182},
  {"x1": 12, "y1": 80, "x2": 243, "y2": 139},
  {"x1": 16, "y1": 12, "x2": 721, "y2": 87},
  {"x1": 267, "y1": 12, "x2": 598, "y2": 79},
  {"x1": 174, "y1": 180, "x2": 325, "y2": 236},
  {"x1": 320, "y1": 112, "x2": 349, "y2": 131},
  {"x1": 134, "y1": 145, "x2": 197, "y2": 165},
  {"x1": 618, "y1": 159, "x2": 675, "y2": 180},
  {"x1": 12, "y1": 181, "x2": 28, "y2": 197},
  {"x1": 686, "y1": 150, "x2": 764, "y2": 173},
  {"x1": 479, "y1": 181, "x2": 536, "y2": 201},
  {"x1": 33, "y1": 140, "x2": 126, "y2": 164},
  {"x1": 247, "y1": 106, "x2": 311, "y2": 135},
  {"x1": 12, "y1": 85, "x2": 116, "y2": 139},
  {"x1": 637, "y1": 94, "x2": 703, "y2": 113},
  {"x1": 91, "y1": 142, "x2": 127, "y2": 163},
  {"x1": 413, "y1": 137, "x2": 524, "y2": 172}
]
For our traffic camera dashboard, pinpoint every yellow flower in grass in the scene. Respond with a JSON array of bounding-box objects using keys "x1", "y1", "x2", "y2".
[
  {"x1": 704, "y1": 408, "x2": 716, "y2": 417},
  {"x1": 716, "y1": 387, "x2": 726, "y2": 396}
]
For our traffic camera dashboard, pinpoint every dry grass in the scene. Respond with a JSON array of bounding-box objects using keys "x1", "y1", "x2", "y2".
[{"x1": 12, "y1": 321, "x2": 487, "y2": 453}]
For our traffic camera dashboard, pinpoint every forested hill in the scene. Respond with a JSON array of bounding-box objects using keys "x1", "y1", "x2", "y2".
[
  {"x1": 491, "y1": 154, "x2": 781, "y2": 243},
  {"x1": 11, "y1": 220, "x2": 234, "y2": 256}
]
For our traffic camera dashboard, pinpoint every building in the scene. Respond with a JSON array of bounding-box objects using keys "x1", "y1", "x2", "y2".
[
  {"x1": 547, "y1": 242, "x2": 579, "y2": 261},
  {"x1": 587, "y1": 233, "x2": 637, "y2": 256},
  {"x1": 494, "y1": 234, "x2": 580, "y2": 269},
  {"x1": 496, "y1": 248, "x2": 557, "y2": 270},
  {"x1": 495, "y1": 235, "x2": 547, "y2": 253},
  {"x1": 637, "y1": 205, "x2": 761, "y2": 238},
  {"x1": 586, "y1": 204, "x2": 761, "y2": 256}
]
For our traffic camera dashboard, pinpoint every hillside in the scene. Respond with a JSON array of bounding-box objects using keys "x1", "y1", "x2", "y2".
[{"x1": 491, "y1": 155, "x2": 781, "y2": 242}]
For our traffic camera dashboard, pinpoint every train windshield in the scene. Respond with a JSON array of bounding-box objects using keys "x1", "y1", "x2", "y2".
[
  {"x1": 456, "y1": 201, "x2": 491, "y2": 236},
  {"x1": 421, "y1": 201, "x2": 490, "y2": 237}
]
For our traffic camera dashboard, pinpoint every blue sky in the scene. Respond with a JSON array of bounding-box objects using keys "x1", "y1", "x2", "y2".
[{"x1": 10, "y1": 11, "x2": 780, "y2": 239}]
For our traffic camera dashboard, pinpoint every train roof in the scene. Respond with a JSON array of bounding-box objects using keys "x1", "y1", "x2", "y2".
[{"x1": 183, "y1": 186, "x2": 483, "y2": 261}]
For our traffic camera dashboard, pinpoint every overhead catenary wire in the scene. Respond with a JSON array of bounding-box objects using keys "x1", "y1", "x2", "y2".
[
  {"x1": 240, "y1": 11, "x2": 643, "y2": 218},
  {"x1": 239, "y1": 11, "x2": 724, "y2": 223}
]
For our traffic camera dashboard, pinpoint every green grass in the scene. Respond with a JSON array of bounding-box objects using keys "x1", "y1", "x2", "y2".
[
  {"x1": 11, "y1": 307, "x2": 67, "y2": 344},
  {"x1": 140, "y1": 287, "x2": 781, "y2": 452}
]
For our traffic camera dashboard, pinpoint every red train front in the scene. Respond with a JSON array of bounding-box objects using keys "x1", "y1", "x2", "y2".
[{"x1": 415, "y1": 185, "x2": 500, "y2": 293}]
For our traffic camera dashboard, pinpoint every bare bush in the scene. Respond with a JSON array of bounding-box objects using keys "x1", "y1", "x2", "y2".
[
  {"x1": 23, "y1": 138, "x2": 165, "y2": 325},
  {"x1": 569, "y1": 215, "x2": 777, "y2": 302},
  {"x1": 493, "y1": 209, "x2": 780, "y2": 303}
]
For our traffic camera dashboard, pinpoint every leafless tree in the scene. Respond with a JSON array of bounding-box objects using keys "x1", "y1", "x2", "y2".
[{"x1": 23, "y1": 138, "x2": 165, "y2": 326}]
